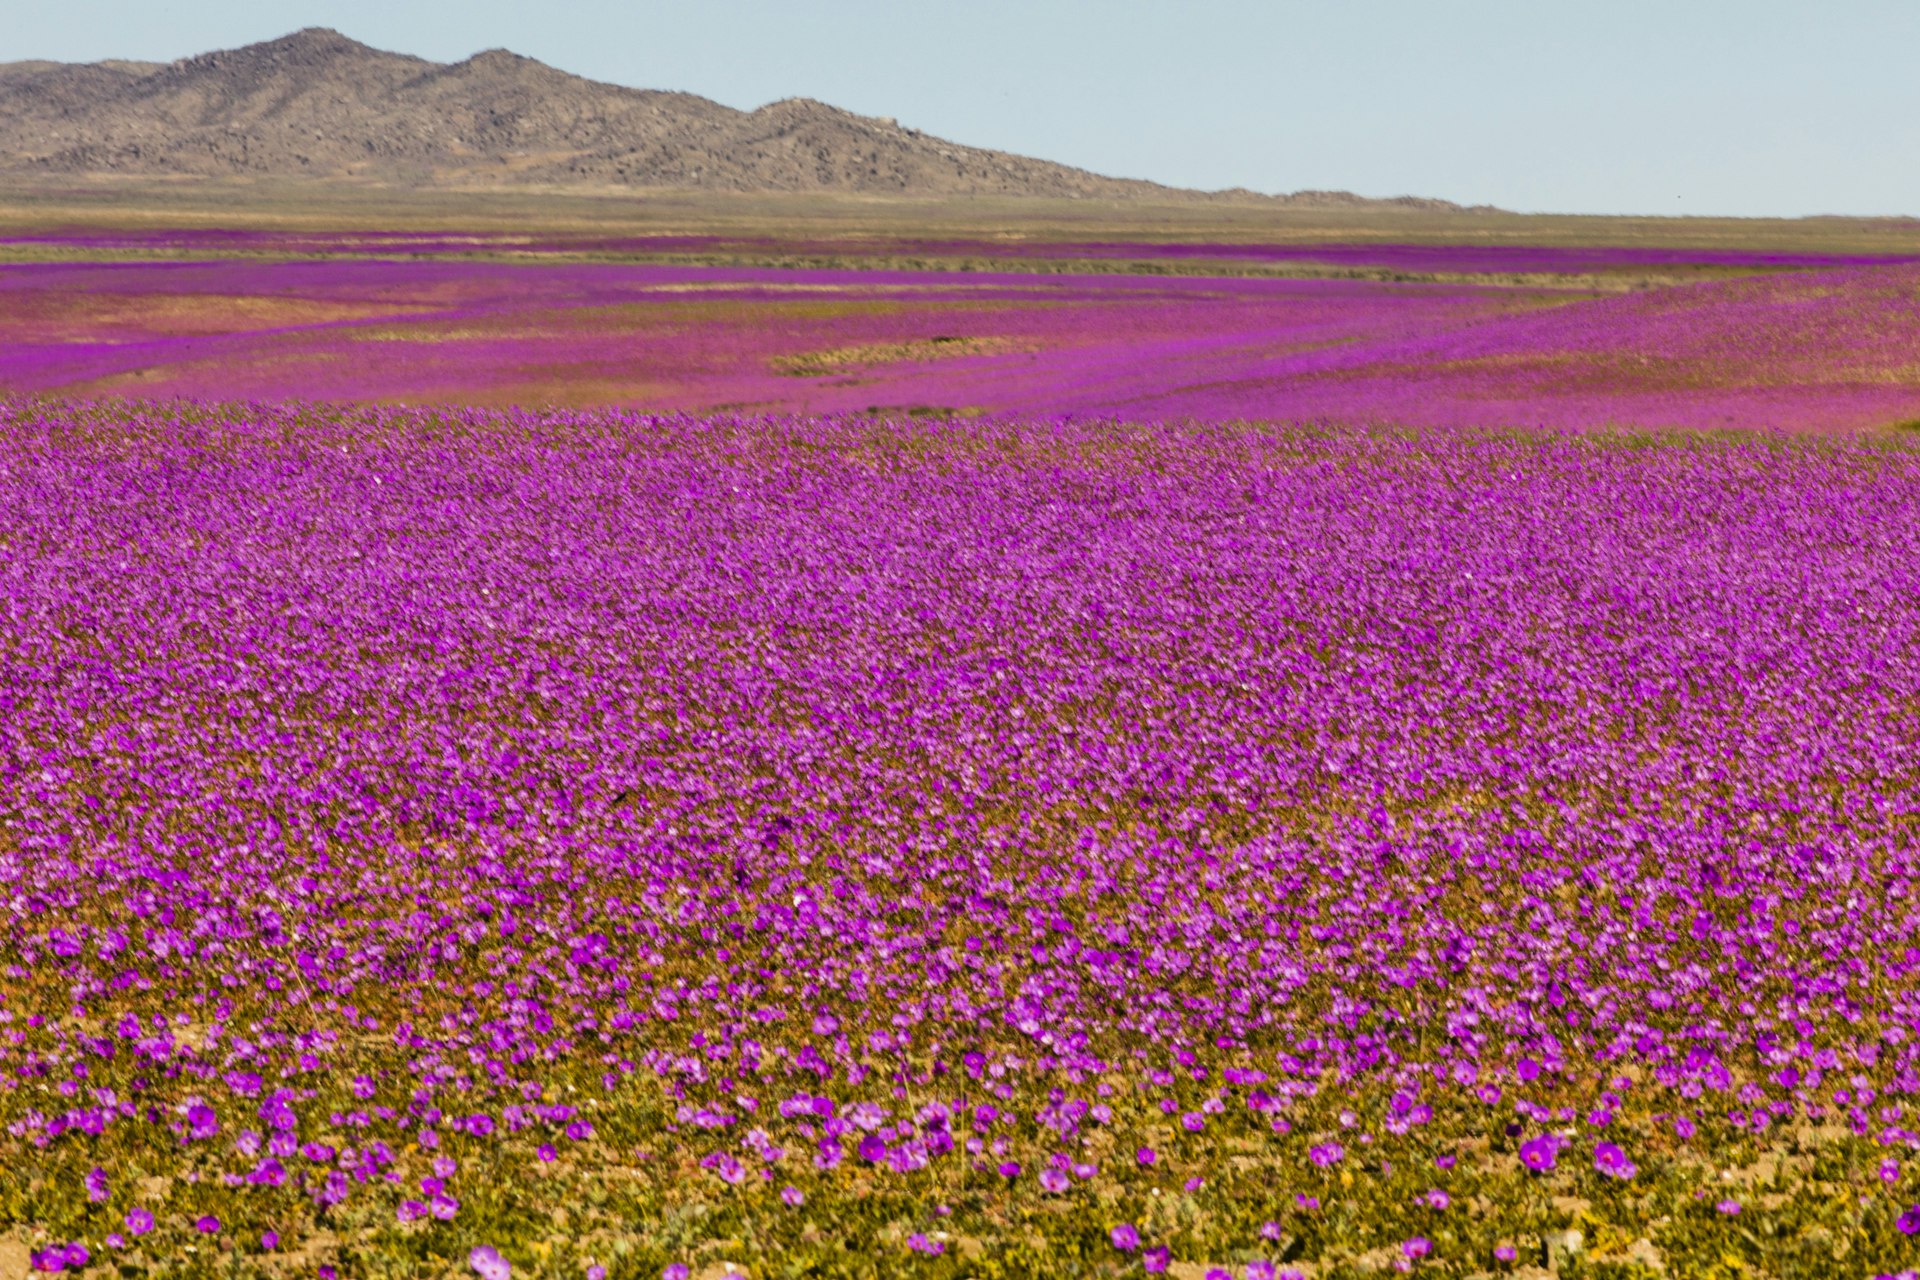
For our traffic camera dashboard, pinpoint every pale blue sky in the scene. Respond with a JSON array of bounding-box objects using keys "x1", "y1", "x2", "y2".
[{"x1": 8, "y1": 0, "x2": 1917, "y2": 217}]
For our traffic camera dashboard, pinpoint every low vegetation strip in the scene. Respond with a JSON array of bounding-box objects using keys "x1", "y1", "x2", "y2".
[
  {"x1": 770, "y1": 337, "x2": 1029, "y2": 377},
  {"x1": 4, "y1": 402, "x2": 1920, "y2": 1276}
]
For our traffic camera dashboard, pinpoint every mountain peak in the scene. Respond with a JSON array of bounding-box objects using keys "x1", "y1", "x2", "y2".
[
  {"x1": 284, "y1": 27, "x2": 353, "y2": 44},
  {"x1": 464, "y1": 47, "x2": 528, "y2": 66},
  {"x1": 245, "y1": 27, "x2": 374, "y2": 60}
]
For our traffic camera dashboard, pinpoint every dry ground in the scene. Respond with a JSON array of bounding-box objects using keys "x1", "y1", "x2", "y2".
[{"x1": 2, "y1": 179, "x2": 1918, "y2": 258}]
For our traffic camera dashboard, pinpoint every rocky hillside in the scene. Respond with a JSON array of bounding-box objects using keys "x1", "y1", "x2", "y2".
[{"x1": 0, "y1": 29, "x2": 1467, "y2": 205}]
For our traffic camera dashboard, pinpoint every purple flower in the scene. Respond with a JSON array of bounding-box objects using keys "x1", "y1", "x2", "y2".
[
  {"x1": 1110, "y1": 1222, "x2": 1141, "y2": 1251},
  {"x1": 662, "y1": 1268, "x2": 690, "y2": 1280},
  {"x1": 1898, "y1": 1205, "x2": 1920, "y2": 1235},
  {"x1": 1717, "y1": 1199, "x2": 1742, "y2": 1215},
  {"x1": 317, "y1": 1171, "x2": 350, "y2": 1207},
  {"x1": 1039, "y1": 1167, "x2": 1070, "y2": 1193},
  {"x1": 470, "y1": 1245, "x2": 512, "y2": 1280},
  {"x1": 84, "y1": 1167, "x2": 109, "y2": 1203},
  {"x1": 1247, "y1": 1262, "x2": 1278, "y2": 1280},
  {"x1": 1518, "y1": 1136, "x2": 1557, "y2": 1172},
  {"x1": 537, "y1": 1143, "x2": 557, "y2": 1162},
  {"x1": 1425, "y1": 1188, "x2": 1451, "y2": 1209},
  {"x1": 1144, "y1": 1246, "x2": 1171, "y2": 1274},
  {"x1": 1403, "y1": 1237, "x2": 1431, "y2": 1260},
  {"x1": 906, "y1": 1233, "x2": 945, "y2": 1256},
  {"x1": 125, "y1": 1207, "x2": 155, "y2": 1236},
  {"x1": 1308, "y1": 1141, "x2": 1344, "y2": 1167},
  {"x1": 195, "y1": 1216, "x2": 221, "y2": 1235},
  {"x1": 997, "y1": 1160, "x2": 1021, "y2": 1179},
  {"x1": 857, "y1": 1134, "x2": 887, "y2": 1163},
  {"x1": 1181, "y1": 1111, "x2": 1206, "y2": 1132},
  {"x1": 259, "y1": 1096, "x2": 298, "y2": 1132},
  {"x1": 780, "y1": 1185, "x2": 805, "y2": 1207},
  {"x1": 398, "y1": 1200, "x2": 427, "y2": 1223},
  {"x1": 1593, "y1": 1141, "x2": 1637, "y2": 1180},
  {"x1": 31, "y1": 1246, "x2": 88, "y2": 1274},
  {"x1": 262, "y1": 1231, "x2": 280, "y2": 1251},
  {"x1": 430, "y1": 1193, "x2": 460, "y2": 1220},
  {"x1": 186, "y1": 1103, "x2": 219, "y2": 1140},
  {"x1": 464, "y1": 1114, "x2": 495, "y2": 1138},
  {"x1": 1136, "y1": 1146, "x2": 1157, "y2": 1166}
]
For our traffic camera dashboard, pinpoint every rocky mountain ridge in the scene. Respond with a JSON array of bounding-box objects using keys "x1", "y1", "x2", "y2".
[{"x1": 0, "y1": 29, "x2": 1474, "y2": 206}]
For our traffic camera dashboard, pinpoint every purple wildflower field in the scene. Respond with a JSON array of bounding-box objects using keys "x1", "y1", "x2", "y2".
[
  {"x1": 4, "y1": 231, "x2": 1920, "y2": 429},
  {"x1": 4, "y1": 231, "x2": 1920, "y2": 1279}
]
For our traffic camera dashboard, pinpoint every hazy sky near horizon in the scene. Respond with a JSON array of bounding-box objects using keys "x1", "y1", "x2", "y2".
[{"x1": 8, "y1": 0, "x2": 1916, "y2": 218}]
